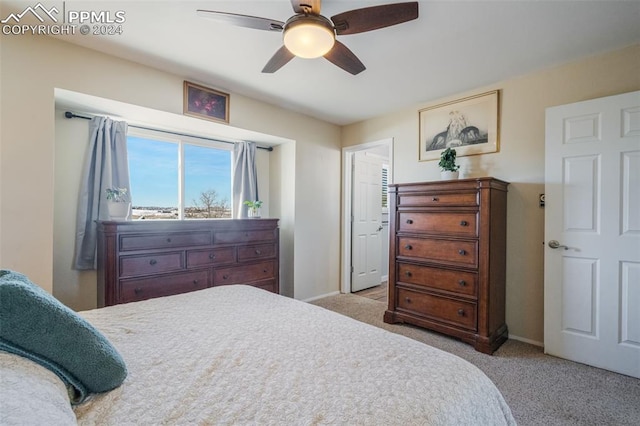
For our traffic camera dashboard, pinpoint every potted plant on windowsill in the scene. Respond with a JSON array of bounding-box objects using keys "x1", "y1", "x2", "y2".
[
  {"x1": 438, "y1": 147, "x2": 460, "y2": 180},
  {"x1": 105, "y1": 187, "x2": 131, "y2": 220},
  {"x1": 243, "y1": 200, "x2": 263, "y2": 218}
]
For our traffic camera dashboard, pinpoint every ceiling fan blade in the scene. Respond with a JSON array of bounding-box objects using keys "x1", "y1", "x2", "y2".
[
  {"x1": 290, "y1": 0, "x2": 322, "y2": 15},
  {"x1": 262, "y1": 46, "x2": 296, "y2": 73},
  {"x1": 324, "y1": 40, "x2": 366, "y2": 75},
  {"x1": 197, "y1": 10, "x2": 284, "y2": 31},
  {"x1": 331, "y1": 2, "x2": 418, "y2": 35}
]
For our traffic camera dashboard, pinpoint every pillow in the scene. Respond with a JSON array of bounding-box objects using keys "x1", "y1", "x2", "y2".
[
  {"x1": 0, "y1": 270, "x2": 127, "y2": 404},
  {"x1": 0, "y1": 352, "x2": 77, "y2": 425}
]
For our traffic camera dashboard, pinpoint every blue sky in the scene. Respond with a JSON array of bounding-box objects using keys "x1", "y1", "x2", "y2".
[{"x1": 127, "y1": 136, "x2": 232, "y2": 208}]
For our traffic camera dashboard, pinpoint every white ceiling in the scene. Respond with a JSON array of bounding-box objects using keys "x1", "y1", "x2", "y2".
[{"x1": 4, "y1": 1, "x2": 640, "y2": 125}]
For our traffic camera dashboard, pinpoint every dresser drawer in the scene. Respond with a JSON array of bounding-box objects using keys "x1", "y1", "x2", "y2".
[
  {"x1": 398, "y1": 212, "x2": 477, "y2": 237},
  {"x1": 397, "y1": 288, "x2": 477, "y2": 330},
  {"x1": 247, "y1": 279, "x2": 278, "y2": 294},
  {"x1": 398, "y1": 192, "x2": 477, "y2": 207},
  {"x1": 398, "y1": 237, "x2": 478, "y2": 268},
  {"x1": 237, "y1": 244, "x2": 277, "y2": 261},
  {"x1": 120, "y1": 232, "x2": 211, "y2": 251},
  {"x1": 120, "y1": 252, "x2": 184, "y2": 278},
  {"x1": 397, "y1": 263, "x2": 477, "y2": 297},
  {"x1": 214, "y1": 261, "x2": 276, "y2": 285},
  {"x1": 215, "y1": 230, "x2": 275, "y2": 244},
  {"x1": 186, "y1": 247, "x2": 235, "y2": 268},
  {"x1": 120, "y1": 270, "x2": 208, "y2": 303}
]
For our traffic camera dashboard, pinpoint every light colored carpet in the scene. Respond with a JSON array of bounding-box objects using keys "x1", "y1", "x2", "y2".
[{"x1": 311, "y1": 293, "x2": 640, "y2": 426}]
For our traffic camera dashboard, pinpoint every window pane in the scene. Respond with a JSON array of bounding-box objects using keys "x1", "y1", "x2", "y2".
[
  {"x1": 128, "y1": 137, "x2": 179, "y2": 219},
  {"x1": 382, "y1": 165, "x2": 389, "y2": 208},
  {"x1": 184, "y1": 144, "x2": 232, "y2": 219}
]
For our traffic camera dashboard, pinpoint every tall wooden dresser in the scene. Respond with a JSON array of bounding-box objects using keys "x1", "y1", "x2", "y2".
[
  {"x1": 384, "y1": 178, "x2": 509, "y2": 354},
  {"x1": 96, "y1": 219, "x2": 279, "y2": 307}
]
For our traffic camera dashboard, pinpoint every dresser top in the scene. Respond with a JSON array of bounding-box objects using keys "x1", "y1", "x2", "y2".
[
  {"x1": 390, "y1": 177, "x2": 509, "y2": 192},
  {"x1": 97, "y1": 218, "x2": 279, "y2": 233}
]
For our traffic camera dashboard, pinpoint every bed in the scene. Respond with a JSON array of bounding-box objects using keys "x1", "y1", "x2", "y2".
[{"x1": 1, "y1": 272, "x2": 515, "y2": 425}]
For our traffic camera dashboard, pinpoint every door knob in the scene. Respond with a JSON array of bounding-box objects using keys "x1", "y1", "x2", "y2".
[
  {"x1": 548, "y1": 240, "x2": 569, "y2": 250},
  {"x1": 376, "y1": 225, "x2": 383, "y2": 232}
]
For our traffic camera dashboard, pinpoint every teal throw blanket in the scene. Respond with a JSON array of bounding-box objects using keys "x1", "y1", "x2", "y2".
[{"x1": 0, "y1": 270, "x2": 127, "y2": 404}]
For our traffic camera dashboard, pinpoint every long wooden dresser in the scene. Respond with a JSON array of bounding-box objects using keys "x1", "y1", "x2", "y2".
[
  {"x1": 384, "y1": 178, "x2": 509, "y2": 354},
  {"x1": 96, "y1": 219, "x2": 279, "y2": 307}
]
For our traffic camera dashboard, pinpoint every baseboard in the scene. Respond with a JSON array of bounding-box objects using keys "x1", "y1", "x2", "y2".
[
  {"x1": 302, "y1": 291, "x2": 341, "y2": 303},
  {"x1": 509, "y1": 334, "x2": 544, "y2": 347}
]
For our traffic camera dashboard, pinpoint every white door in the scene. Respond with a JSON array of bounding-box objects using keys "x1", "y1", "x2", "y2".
[
  {"x1": 544, "y1": 90, "x2": 640, "y2": 378},
  {"x1": 351, "y1": 151, "x2": 384, "y2": 292}
]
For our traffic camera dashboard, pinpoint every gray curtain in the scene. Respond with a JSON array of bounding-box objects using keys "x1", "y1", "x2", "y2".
[
  {"x1": 74, "y1": 117, "x2": 130, "y2": 270},
  {"x1": 232, "y1": 141, "x2": 259, "y2": 218}
]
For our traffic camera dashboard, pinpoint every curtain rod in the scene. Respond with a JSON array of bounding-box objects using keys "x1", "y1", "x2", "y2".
[{"x1": 64, "y1": 111, "x2": 273, "y2": 152}]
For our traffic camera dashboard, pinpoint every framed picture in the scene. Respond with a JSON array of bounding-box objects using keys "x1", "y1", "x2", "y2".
[
  {"x1": 419, "y1": 90, "x2": 500, "y2": 161},
  {"x1": 183, "y1": 81, "x2": 229, "y2": 123}
]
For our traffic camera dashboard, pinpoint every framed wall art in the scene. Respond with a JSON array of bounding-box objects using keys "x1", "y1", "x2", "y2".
[
  {"x1": 183, "y1": 81, "x2": 230, "y2": 124},
  {"x1": 419, "y1": 90, "x2": 500, "y2": 161}
]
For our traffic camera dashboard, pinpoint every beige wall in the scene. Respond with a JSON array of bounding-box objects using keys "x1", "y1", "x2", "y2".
[
  {"x1": 0, "y1": 34, "x2": 341, "y2": 308},
  {"x1": 342, "y1": 44, "x2": 640, "y2": 344}
]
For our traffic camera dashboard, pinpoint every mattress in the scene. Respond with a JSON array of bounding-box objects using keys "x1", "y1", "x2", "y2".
[{"x1": 69, "y1": 285, "x2": 515, "y2": 424}]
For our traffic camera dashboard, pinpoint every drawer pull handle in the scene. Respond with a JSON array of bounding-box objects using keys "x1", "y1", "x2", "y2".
[
  {"x1": 134, "y1": 287, "x2": 142, "y2": 294},
  {"x1": 166, "y1": 238, "x2": 172, "y2": 243},
  {"x1": 223, "y1": 274, "x2": 229, "y2": 280},
  {"x1": 458, "y1": 280, "x2": 467, "y2": 287},
  {"x1": 255, "y1": 249, "x2": 262, "y2": 255},
  {"x1": 149, "y1": 259, "x2": 157, "y2": 265},
  {"x1": 432, "y1": 197, "x2": 439, "y2": 202},
  {"x1": 460, "y1": 220, "x2": 468, "y2": 226},
  {"x1": 193, "y1": 280, "x2": 198, "y2": 285},
  {"x1": 457, "y1": 309, "x2": 465, "y2": 316},
  {"x1": 405, "y1": 297, "x2": 411, "y2": 304},
  {"x1": 209, "y1": 253, "x2": 215, "y2": 260},
  {"x1": 405, "y1": 271, "x2": 412, "y2": 277},
  {"x1": 405, "y1": 244, "x2": 413, "y2": 250},
  {"x1": 458, "y1": 249, "x2": 466, "y2": 256},
  {"x1": 406, "y1": 219, "x2": 413, "y2": 224},
  {"x1": 263, "y1": 269, "x2": 268, "y2": 273}
]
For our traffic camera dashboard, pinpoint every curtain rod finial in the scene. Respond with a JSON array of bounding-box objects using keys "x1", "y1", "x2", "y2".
[{"x1": 64, "y1": 111, "x2": 74, "y2": 119}]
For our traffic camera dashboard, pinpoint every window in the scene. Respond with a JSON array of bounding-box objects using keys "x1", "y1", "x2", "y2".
[
  {"x1": 381, "y1": 164, "x2": 389, "y2": 210},
  {"x1": 127, "y1": 132, "x2": 232, "y2": 220}
]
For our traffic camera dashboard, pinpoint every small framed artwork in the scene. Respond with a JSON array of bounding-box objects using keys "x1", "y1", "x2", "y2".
[
  {"x1": 419, "y1": 90, "x2": 500, "y2": 161},
  {"x1": 183, "y1": 81, "x2": 230, "y2": 124}
]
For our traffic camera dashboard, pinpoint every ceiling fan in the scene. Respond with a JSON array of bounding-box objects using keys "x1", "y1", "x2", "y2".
[{"x1": 197, "y1": 1, "x2": 419, "y2": 75}]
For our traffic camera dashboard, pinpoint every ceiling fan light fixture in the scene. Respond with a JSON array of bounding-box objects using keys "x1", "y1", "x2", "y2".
[{"x1": 283, "y1": 15, "x2": 335, "y2": 59}]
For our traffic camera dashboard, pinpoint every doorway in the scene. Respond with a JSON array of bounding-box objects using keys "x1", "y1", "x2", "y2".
[{"x1": 341, "y1": 139, "x2": 393, "y2": 295}]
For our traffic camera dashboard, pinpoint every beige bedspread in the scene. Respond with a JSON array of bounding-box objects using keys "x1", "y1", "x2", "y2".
[{"x1": 74, "y1": 285, "x2": 516, "y2": 425}]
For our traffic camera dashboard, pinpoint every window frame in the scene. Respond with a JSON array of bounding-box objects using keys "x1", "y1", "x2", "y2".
[
  {"x1": 382, "y1": 163, "x2": 389, "y2": 214},
  {"x1": 127, "y1": 128, "x2": 234, "y2": 220}
]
